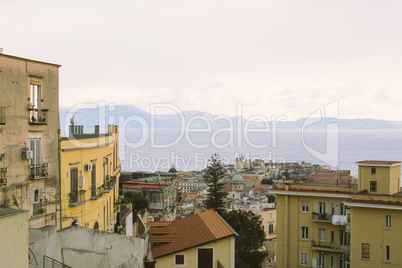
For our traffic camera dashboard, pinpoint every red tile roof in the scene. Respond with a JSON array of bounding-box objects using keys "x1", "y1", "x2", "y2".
[
  {"x1": 255, "y1": 187, "x2": 268, "y2": 193},
  {"x1": 151, "y1": 210, "x2": 238, "y2": 258}
]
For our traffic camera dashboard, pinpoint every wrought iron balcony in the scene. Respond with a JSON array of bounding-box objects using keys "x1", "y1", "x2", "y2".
[
  {"x1": 311, "y1": 240, "x2": 350, "y2": 253},
  {"x1": 29, "y1": 163, "x2": 48, "y2": 180},
  {"x1": 29, "y1": 108, "x2": 48, "y2": 125},
  {"x1": 312, "y1": 212, "x2": 332, "y2": 222}
]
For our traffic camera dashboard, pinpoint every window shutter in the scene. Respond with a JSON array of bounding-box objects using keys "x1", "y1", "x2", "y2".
[{"x1": 27, "y1": 188, "x2": 34, "y2": 204}]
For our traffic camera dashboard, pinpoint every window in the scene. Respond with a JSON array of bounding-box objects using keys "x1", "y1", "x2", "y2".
[
  {"x1": 330, "y1": 255, "x2": 334, "y2": 268},
  {"x1": 269, "y1": 224, "x2": 274, "y2": 235},
  {"x1": 346, "y1": 211, "x2": 351, "y2": 224},
  {"x1": 371, "y1": 167, "x2": 376, "y2": 175},
  {"x1": 0, "y1": 107, "x2": 6, "y2": 125},
  {"x1": 70, "y1": 167, "x2": 78, "y2": 203},
  {"x1": 385, "y1": 215, "x2": 391, "y2": 229},
  {"x1": 331, "y1": 203, "x2": 335, "y2": 215},
  {"x1": 300, "y1": 252, "x2": 308, "y2": 266},
  {"x1": 198, "y1": 249, "x2": 213, "y2": 268},
  {"x1": 318, "y1": 253, "x2": 325, "y2": 268},
  {"x1": 301, "y1": 201, "x2": 309, "y2": 212},
  {"x1": 340, "y1": 203, "x2": 346, "y2": 215},
  {"x1": 91, "y1": 164, "x2": 96, "y2": 197},
  {"x1": 175, "y1": 254, "x2": 184, "y2": 265},
  {"x1": 370, "y1": 181, "x2": 377, "y2": 192},
  {"x1": 319, "y1": 202, "x2": 326, "y2": 214},
  {"x1": 29, "y1": 138, "x2": 42, "y2": 178},
  {"x1": 318, "y1": 228, "x2": 326, "y2": 242},
  {"x1": 385, "y1": 245, "x2": 390, "y2": 262},
  {"x1": 361, "y1": 243, "x2": 370, "y2": 259},
  {"x1": 331, "y1": 231, "x2": 334, "y2": 243},
  {"x1": 29, "y1": 84, "x2": 41, "y2": 121},
  {"x1": 301, "y1": 226, "x2": 308, "y2": 240}
]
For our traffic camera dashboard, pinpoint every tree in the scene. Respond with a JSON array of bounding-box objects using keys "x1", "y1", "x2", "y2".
[
  {"x1": 203, "y1": 154, "x2": 227, "y2": 214},
  {"x1": 122, "y1": 191, "x2": 149, "y2": 218},
  {"x1": 261, "y1": 178, "x2": 274, "y2": 185},
  {"x1": 221, "y1": 210, "x2": 267, "y2": 268}
]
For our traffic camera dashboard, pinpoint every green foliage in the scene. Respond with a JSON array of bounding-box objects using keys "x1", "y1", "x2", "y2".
[
  {"x1": 203, "y1": 154, "x2": 227, "y2": 214},
  {"x1": 221, "y1": 210, "x2": 267, "y2": 268},
  {"x1": 122, "y1": 191, "x2": 149, "y2": 217},
  {"x1": 261, "y1": 178, "x2": 274, "y2": 185}
]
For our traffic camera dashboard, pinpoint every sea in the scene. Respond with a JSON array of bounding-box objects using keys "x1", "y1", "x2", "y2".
[{"x1": 118, "y1": 129, "x2": 402, "y2": 176}]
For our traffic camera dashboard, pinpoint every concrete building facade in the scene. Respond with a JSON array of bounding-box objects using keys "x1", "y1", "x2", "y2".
[{"x1": 0, "y1": 54, "x2": 61, "y2": 229}]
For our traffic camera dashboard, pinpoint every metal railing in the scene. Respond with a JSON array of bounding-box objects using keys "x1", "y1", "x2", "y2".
[
  {"x1": 30, "y1": 163, "x2": 48, "y2": 179},
  {"x1": 29, "y1": 108, "x2": 48, "y2": 124},
  {"x1": 43, "y1": 255, "x2": 71, "y2": 268}
]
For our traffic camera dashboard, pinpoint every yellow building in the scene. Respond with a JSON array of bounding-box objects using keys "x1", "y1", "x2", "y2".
[
  {"x1": 60, "y1": 124, "x2": 121, "y2": 231},
  {"x1": 150, "y1": 209, "x2": 238, "y2": 268},
  {"x1": 345, "y1": 161, "x2": 402, "y2": 268},
  {"x1": 270, "y1": 182, "x2": 357, "y2": 268},
  {"x1": 272, "y1": 160, "x2": 402, "y2": 268}
]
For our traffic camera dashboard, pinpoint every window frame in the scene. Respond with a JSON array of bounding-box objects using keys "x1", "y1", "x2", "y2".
[
  {"x1": 370, "y1": 181, "x2": 377, "y2": 192},
  {"x1": 174, "y1": 254, "x2": 185, "y2": 266},
  {"x1": 385, "y1": 215, "x2": 391, "y2": 229},
  {"x1": 385, "y1": 245, "x2": 390, "y2": 262},
  {"x1": 319, "y1": 202, "x2": 326, "y2": 214},
  {"x1": 371, "y1": 167, "x2": 376, "y2": 175},
  {"x1": 361, "y1": 243, "x2": 370, "y2": 260},
  {"x1": 318, "y1": 228, "x2": 326, "y2": 242},
  {"x1": 301, "y1": 226, "x2": 308, "y2": 240},
  {"x1": 300, "y1": 251, "x2": 308, "y2": 266},
  {"x1": 301, "y1": 201, "x2": 309, "y2": 213}
]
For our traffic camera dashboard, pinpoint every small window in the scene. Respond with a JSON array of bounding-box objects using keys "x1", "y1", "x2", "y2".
[
  {"x1": 300, "y1": 252, "x2": 308, "y2": 266},
  {"x1": 330, "y1": 255, "x2": 334, "y2": 268},
  {"x1": 331, "y1": 231, "x2": 335, "y2": 243},
  {"x1": 385, "y1": 215, "x2": 391, "y2": 229},
  {"x1": 318, "y1": 228, "x2": 326, "y2": 242},
  {"x1": 331, "y1": 203, "x2": 335, "y2": 215},
  {"x1": 370, "y1": 181, "x2": 377, "y2": 192},
  {"x1": 301, "y1": 226, "x2": 308, "y2": 240},
  {"x1": 319, "y1": 202, "x2": 326, "y2": 214},
  {"x1": 385, "y1": 245, "x2": 390, "y2": 262},
  {"x1": 269, "y1": 224, "x2": 274, "y2": 235},
  {"x1": 371, "y1": 167, "x2": 376, "y2": 175},
  {"x1": 175, "y1": 254, "x2": 184, "y2": 265},
  {"x1": 361, "y1": 243, "x2": 370, "y2": 259},
  {"x1": 301, "y1": 201, "x2": 309, "y2": 213}
]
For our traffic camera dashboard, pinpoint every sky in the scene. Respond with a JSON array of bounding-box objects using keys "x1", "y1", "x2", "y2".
[{"x1": 2, "y1": 0, "x2": 402, "y2": 121}]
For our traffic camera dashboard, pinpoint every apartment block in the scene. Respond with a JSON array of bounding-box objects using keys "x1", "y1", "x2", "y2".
[
  {"x1": 0, "y1": 54, "x2": 61, "y2": 228},
  {"x1": 60, "y1": 124, "x2": 121, "y2": 232}
]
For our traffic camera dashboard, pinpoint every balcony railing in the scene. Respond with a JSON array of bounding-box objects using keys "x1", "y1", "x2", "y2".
[
  {"x1": 29, "y1": 108, "x2": 48, "y2": 125},
  {"x1": 312, "y1": 212, "x2": 331, "y2": 222},
  {"x1": 29, "y1": 163, "x2": 48, "y2": 180},
  {"x1": 311, "y1": 240, "x2": 350, "y2": 253},
  {"x1": 104, "y1": 175, "x2": 116, "y2": 192}
]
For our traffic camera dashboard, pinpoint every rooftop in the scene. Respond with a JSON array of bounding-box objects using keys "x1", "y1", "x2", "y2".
[
  {"x1": 0, "y1": 207, "x2": 27, "y2": 218},
  {"x1": 123, "y1": 181, "x2": 173, "y2": 190},
  {"x1": 356, "y1": 160, "x2": 402, "y2": 166},
  {"x1": 0, "y1": 53, "x2": 61, "y2": 67},
  {"x1": 150, "y1": 210, "x2": 238, "y2": 258}
]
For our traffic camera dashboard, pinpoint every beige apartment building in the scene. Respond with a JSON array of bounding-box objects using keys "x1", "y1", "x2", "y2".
[
  {"x1": 0, "y1": 53, "x2": 61, "y2": 228},
  {"x1": 271, "y1": 160, "x2": 402, "y2": 268}
]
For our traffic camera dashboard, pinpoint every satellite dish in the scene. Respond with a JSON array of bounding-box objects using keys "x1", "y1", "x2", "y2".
[{"x1": 13, "y1": 194, "x2": 19, "y2": 208}]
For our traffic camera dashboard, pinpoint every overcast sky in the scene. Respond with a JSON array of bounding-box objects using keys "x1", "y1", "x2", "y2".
[{"x1": 2, "y1": 0, "x2": 402, "y2": 120}]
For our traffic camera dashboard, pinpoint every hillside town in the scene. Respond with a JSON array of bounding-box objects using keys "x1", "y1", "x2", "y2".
[{"x1": 1, "y1": 52, "x2": 402, "y2": 268}]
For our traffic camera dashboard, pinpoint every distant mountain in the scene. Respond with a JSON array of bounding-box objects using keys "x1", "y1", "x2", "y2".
[{"x1": 59, "y1": 105, "x2": 402, "y2": 130}]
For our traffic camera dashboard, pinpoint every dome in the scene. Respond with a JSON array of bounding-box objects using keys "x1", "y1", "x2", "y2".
[
  {"x1": 168, "y1": 165, "x2": 178, "y2": 173},
  {"x1": 232, "y1": 174, "x2": 243, "y2": 182}
]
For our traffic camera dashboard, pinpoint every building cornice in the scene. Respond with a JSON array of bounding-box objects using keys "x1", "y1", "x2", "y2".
[
  {"x1": 268, "y1": 190, "x2": 351, "y2": 199},
  {"x1": 344, "y1": 201, "x2": 402, "y2": 210}
]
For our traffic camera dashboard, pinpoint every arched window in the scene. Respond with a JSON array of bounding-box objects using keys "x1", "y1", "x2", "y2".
[{"x1": 94, "y1": 221, "x2": 99, "y2": 230}]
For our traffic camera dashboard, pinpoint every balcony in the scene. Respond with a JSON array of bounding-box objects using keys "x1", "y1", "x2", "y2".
[
  {"x1": 311, "y1": 240, "x2": 350, "y2": 253},
  {"x1": 312, "y1": 212, "x2": 332, "y2": 223},
  {"x1": 29, "y1": 108, "x2": 48, "y2": 125},
  {"x1": 29, "y1": 163, "x2": 48, "y2": 180},
  {"x1": 103, "y1": 175, "x2": 116, "y2": 193}
]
